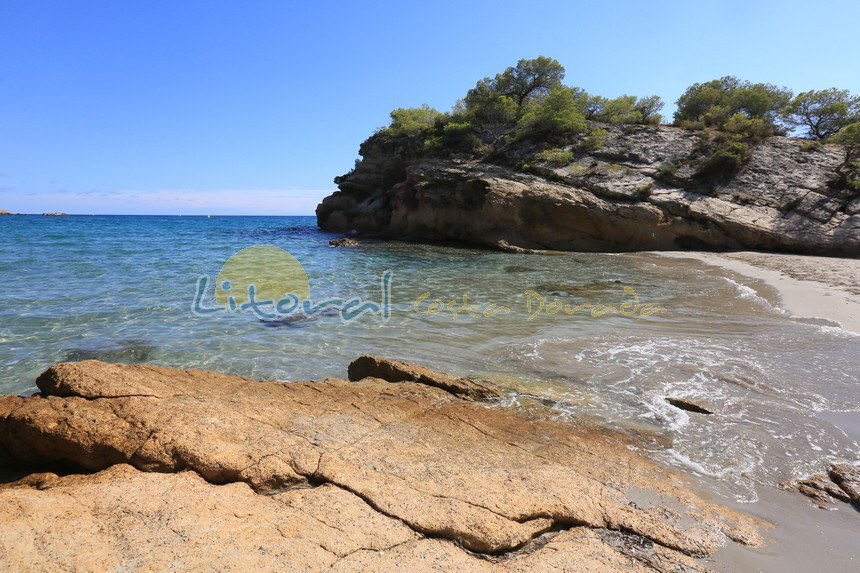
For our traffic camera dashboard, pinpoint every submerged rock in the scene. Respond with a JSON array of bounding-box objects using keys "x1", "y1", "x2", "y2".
[
  {"x1": 0, "y1": 359, "x2": 766, "y2": 571},
  {"x1": 329, "y1": 237, "x2": 359, "y2": 247},
  {"x1": 535, "y1": 280, "x2": 623, "y2": 297},
  {"x1": 503, "y1": 265, "x2": 536, "y2": 273},
  {"x1": 666, "y1": 397, "x2": 713, "y2": 415},
  {"x1": 64, "y1": 338, "x2": 156, "y2": 363}
]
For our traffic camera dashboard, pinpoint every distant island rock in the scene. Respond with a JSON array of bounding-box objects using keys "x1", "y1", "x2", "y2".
[
  {"x1": 0, "y1": 210, "x2": 13, "y2": 216},
  {"x1": 41, "y1": 212, "x2": 68, "y2": 216}
]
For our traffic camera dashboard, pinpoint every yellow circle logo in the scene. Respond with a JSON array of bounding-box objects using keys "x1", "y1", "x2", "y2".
[{"x1": 215, "y1": 245, "x2": 310, "y2": 307}]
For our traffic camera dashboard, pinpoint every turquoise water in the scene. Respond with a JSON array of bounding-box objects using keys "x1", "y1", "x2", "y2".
[{"x1": 1, "y1": 214, "x2": 858, "y2": 502}]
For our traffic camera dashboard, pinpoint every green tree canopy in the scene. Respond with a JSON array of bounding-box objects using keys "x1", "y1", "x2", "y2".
[
  {"x1": 634, "y1": 95, "x2": 665, "y2": 125},
  {"x1": 495, "y1": 56, "x2": 566, "y2": 108},
  {"x1": 830, "y1": 122, "x2": 860, "y2": 162},
  {"x1": 465, "y1": 57, "x2": 565, "y2": 115},
  {"x1": 783, "y1": 89, "x2": 860, "y2": 140},
  {"x1": 674, "y1": 76, "x2": 791, "y2": 133}
]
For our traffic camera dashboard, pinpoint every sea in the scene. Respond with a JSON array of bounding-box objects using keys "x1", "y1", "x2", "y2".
[{"x1": 1, "y1": 214, "x2": 858, "y2": 519}]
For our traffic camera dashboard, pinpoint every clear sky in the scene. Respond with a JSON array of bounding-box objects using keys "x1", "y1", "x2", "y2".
[{"x1": 1, "y1": 0, "x2": 859, "y2": 215}]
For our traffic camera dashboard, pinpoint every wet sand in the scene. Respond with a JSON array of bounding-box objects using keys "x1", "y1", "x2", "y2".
[
  {"x1": 633, "y1": 250, "x2": 860, "y2": 571},
  {"x1": 654, "y1": 251, "x2": 860, "y2": 334},
  {"x1": 711, "y1": 486, "x2": 860, "y2": 572}
]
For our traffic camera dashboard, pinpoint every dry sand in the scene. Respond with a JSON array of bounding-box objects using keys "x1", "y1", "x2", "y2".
[{"x1": 655, "y1": 251, "x2": 860, "y2": 334}]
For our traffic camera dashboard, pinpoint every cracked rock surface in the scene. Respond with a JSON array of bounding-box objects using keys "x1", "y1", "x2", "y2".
[{"x1": 0, "y1": 357, "x2": 765, "y2": 571}]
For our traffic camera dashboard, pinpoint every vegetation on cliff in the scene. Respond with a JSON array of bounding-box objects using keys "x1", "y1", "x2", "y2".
[
  {"x1": 319, "y1": 57, "x2": 859, "y2": 256},
  {"x1": 370, "y1": 57, "x2": 860, "y2": 184}
]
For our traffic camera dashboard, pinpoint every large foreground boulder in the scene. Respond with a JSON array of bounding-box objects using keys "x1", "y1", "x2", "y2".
[{"x1": 0, "y1": 357, "x2": 765, "y2": 571}]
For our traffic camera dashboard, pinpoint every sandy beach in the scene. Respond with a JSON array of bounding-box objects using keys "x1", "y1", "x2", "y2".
[{"x1": 655, "y1": 251, "x2": 860, "y2": 335}]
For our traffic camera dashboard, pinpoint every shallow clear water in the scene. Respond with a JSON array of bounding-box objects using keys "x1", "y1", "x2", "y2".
[{"x1": 0, "y1": 215, "x2": 858, "y2": 503}]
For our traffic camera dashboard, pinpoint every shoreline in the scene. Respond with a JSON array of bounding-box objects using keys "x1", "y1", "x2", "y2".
[{"x1": 652, "y1": 250, "x2": 860, "y2": 335}]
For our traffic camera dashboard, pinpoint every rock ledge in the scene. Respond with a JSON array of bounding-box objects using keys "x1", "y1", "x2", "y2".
[{"x1": 0, "y1": 359, "x2": 766, "y2": 572}]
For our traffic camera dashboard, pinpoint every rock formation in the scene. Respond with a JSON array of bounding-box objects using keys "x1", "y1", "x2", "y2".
[
  {"x1": 0, "y1": 357, "x2": 766, "y2": 572},
  {"x1": 798, "y1": 463, "x2": 860, "y2": 509},
  {"x1": 317, "y1": 124, "x2": 860, "y2": 256}
]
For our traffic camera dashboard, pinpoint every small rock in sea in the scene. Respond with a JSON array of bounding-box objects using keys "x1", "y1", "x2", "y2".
[
  {"x1": 504, "y1": 265, "x2": 536, "y2": 273},
  {"x1": 666, "y1": 397, "x2": 713, "y2": 415},
  {"x1": 329, "y1": 237, "x2": 359, "y2": 247},
  {"x1": 496, "y1": 240, "x2": 540, "y2": 254},
  {"x1": 535, "y1": 281, "x2": 623, "y2": 297},
  {"x1": 42, "y1": 212, "x2": 68, "y2": 216},
  {"x1": 797, "y1": 463, "x2": 860, "y2": 509}
]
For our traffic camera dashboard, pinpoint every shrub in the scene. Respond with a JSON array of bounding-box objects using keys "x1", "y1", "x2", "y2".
[
  {"x1": 696, "y1": 140, "x2": 750, "y2": 177},
  {"x1": 535, "y1": 148, "x2": 575, "y2": 166},
  {"x1": 440, "y1": 121, "x2": 482, "y2": 153},
  {"x1": 656, "y1": 162, "x2": 677, "y2": 181},
  {"x1": 581, "y1": 127, "x2": 608, "y2": 151},
  {"x1": 380, "y1": 104, "x2": 441, "y2": 136},
  {"x1": 783, "y1": 197, "x2": 802, "y2": 211},
  {"x1": 635, "y1": 182, "x2": 654, "y2": 199}
]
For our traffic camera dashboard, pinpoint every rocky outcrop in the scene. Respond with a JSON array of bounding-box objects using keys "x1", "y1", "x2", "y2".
[
  {"x1": 317, "y1": 125, "x2": 860, "y2": 256},
  {"x1": 0, "y1": 358, "x2": 766, "y2": 572},
  {"x1": 798, "y1": 463, "x2": 860, "y2": 509},
  {"x1": 0, "y1": 210, "x2": 13, "y2": 216},
  {"x1": 41, "y1": 212, "x2": 67, "y2": 216}
]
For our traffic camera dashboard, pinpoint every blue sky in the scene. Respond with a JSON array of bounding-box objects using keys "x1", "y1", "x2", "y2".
[{"x1": 1, "y1": 0, "x2": 859, "y2": 215}]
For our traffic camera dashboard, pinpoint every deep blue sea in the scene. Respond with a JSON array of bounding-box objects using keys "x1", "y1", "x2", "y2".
[{"x1": 0, "y1": 214, "x2": 858, "y2": 502}]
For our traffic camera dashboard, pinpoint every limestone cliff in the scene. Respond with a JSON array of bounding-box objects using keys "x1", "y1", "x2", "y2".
[{"x1": 317, "y1": 124, "x2": 860, "y2": 256}]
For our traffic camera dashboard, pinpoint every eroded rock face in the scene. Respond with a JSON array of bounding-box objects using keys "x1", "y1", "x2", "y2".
[
  {"x1": 0, "y1": 359, "x2": 766, "y2": 571},
  {"x1": 317, "y1": 125, "x2": 860, "y2": 256}
]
